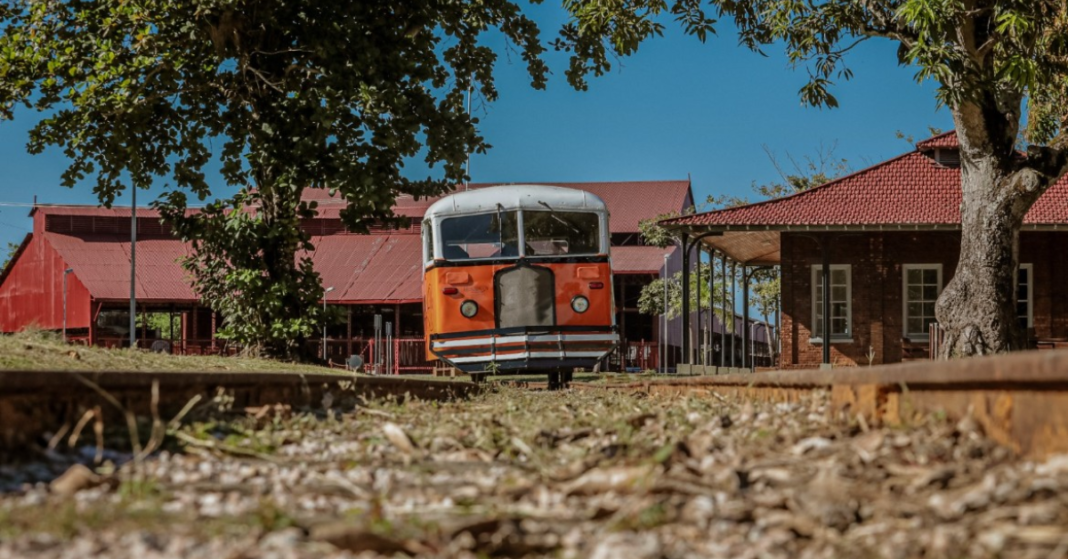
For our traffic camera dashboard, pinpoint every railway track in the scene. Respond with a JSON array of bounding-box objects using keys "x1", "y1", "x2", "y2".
[
  {"x1": 573, "y1": 349, "x2": 1068, "y2": 459},
  {"x1": 3, "y1": 348, "x2": 1067, "y2": 458},
  {"x1": 0, "y1": 370, "x2": 477, "y2": 452}
]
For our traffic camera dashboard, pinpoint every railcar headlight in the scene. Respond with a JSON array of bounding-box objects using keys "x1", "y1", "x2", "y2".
[
  {"x1": 571, "y1": 295, "x2": 590, "y2": 313},
  {"x1": 460, "y1": 300, "x2": 479, "y2": 318}
]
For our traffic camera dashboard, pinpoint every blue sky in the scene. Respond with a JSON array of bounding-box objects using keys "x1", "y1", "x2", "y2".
[{"x1": 0, "y1": 8, "x2": 954, "y2": 251}]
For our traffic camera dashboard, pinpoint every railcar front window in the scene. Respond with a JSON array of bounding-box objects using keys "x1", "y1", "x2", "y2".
[
  {"x1": 523, "y1": 211, "x2": 600, "y2": 256},
  {"x1": 439, "y1": 211, "x2": 519, "y2": 261}
]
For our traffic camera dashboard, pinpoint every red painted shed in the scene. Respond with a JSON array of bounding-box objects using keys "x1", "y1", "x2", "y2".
[{"x1": 0, "y1": 181, "x2": 692, "y2": 370}]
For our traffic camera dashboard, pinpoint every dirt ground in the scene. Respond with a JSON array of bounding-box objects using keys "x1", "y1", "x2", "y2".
[{"x1": 2, "y1": 385, "x2": 1068, "y2": 558}]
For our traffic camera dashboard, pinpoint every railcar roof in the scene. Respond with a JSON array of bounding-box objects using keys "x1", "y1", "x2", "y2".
[{"x1": 424, "y1": 185, "x2": 608, "y2": 219}]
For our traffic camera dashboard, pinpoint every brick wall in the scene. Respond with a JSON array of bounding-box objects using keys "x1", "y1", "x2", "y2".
[{"x1": 781, "y1": 231, "x2": 1067, "y2": 368}]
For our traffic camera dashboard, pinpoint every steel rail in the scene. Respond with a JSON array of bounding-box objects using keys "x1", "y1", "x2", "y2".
[
  {"x1": 572, "y1": 349, "x2": 1068, "y2": 459},
  {"x1": 0, "y1": 371, "x2": 478, "y2": 452}
]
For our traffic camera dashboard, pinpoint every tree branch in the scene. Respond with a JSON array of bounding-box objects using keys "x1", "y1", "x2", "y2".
[
  {"x1": 858, "y1": 25, "x2": 916, "y2": 49},
  {"x1": 856, "y1": 0, "x2": 918, "y2": 46},
  {"x1": 1024, "y1": 144, "x2": 1068, "y2": 180}
]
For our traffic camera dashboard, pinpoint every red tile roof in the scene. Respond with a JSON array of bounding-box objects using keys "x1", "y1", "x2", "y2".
[
  {"x1": 666, "y1": 132, "x2": 1068, "y2": 228},
  {"x1": 915, "y1": 131, "x2": 959, "y2": 150}
]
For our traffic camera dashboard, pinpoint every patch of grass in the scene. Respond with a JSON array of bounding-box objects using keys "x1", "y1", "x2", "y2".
[{"x1": 0, "y1": 330, "x2": 338, "y2": 374}]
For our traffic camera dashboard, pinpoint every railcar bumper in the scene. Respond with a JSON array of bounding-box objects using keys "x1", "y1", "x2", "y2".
[{"x1": 430, "y1": 327, "x2": 619, "y2": 373}]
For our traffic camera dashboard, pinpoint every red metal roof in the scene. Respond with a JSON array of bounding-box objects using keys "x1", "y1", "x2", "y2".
[
  {"x1": 29, "y1": 181, "x2": 691, "y2": 235},
  {"x1": 308, "y1": 235, "x2": 424, "y2": 304},
  {"x1": 310, "y1": 181, "x2": 693, "y2": 233},
  {"x1": 46, "y1": 233, "x2": 195, "y2": 302},
  {"x1": 475, "y1": 182, "x2": 693, "y2": 234},
  {"x1": 666, "y1": 132, "x2": 1068, "y2": 228},
  {"x1": 33, "y1": 206, "x2": 164, "y2": 218},
  {"x1": 7, "y1": 181, "x2": 690, "y2": 309},
  {"x1": 42, "y1": 231, "x2": 426, "y2": 304},
  {"x1": 612, "y1": 245, "x2": 675, "y2": 274},
  {"x1": 42, "y1": 230, "x2": 673, "y2": 304}
]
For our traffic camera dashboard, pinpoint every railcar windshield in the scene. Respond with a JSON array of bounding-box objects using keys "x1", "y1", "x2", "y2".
[
  {"x1": 522, "y1": 211, "x2": 601, "y2": 256},
  {"x1": 439, "y1": 210, "x2": 520, "y2": 261}
]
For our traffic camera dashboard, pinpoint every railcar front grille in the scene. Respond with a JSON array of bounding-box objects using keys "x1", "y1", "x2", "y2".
[{"x1": 495, "y1": 265, "x2": 555, "y2": 328}]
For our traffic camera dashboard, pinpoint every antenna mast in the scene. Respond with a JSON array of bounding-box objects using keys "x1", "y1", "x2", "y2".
[{"x1": 465, "y1": 81, "x2": 472, "y2": 191}]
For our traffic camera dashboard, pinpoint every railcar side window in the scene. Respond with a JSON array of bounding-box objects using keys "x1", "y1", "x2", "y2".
[
  {"x1": 422, "y1": 219, "x2": 434, "y2": 263},
  {"x1": 439, "y1": 211, "x2": 519, "y2": 261},
  {"x1": 523, "y1": 211, "x2": 600, "y2": 256}
]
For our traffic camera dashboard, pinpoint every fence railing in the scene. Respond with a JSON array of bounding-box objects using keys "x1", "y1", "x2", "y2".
[
  {"x1": 91, "y1": 337, "x2": 240, "y2": 356},
  {"x1": 82, "y1": 336, "x2": 682, "y2": 375},
  {"x1": 611, "y1": 341, "x2": 659, "y2": 372},
  {"x1": 310, "y1": 338, "x2": 435, "y2": 375},
  {"x1": 928, "y1": 323, "x2": 944, "y2": 360},
  {"x1": 87, "y1": 336, "x2": 433, "y2": 375}
]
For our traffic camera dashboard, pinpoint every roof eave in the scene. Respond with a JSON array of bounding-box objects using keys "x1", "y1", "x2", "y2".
[
  {"x1": 667, "y1": 222, "x2": 1068, "y2": 235},
  {"x1": 0, "y1": 233, "x2": 33, "y2": 287}
]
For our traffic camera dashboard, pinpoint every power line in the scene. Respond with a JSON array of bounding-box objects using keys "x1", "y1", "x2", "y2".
[
  {"x1": 0, "y1": 221, "x2": 31, "y2": 232},
  {"x1": 0, "y1": 201, "x2": 209, "y2": 209}
]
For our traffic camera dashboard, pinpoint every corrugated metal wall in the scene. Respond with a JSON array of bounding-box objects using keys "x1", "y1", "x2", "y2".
[{"x1": 0, "y1": 234, "x2": 91, "y2": 332}]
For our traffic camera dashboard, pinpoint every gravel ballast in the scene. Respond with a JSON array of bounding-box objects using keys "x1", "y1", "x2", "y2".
[{"x1": 2, "y1": 386, "x2": 1067, "y2": 558}]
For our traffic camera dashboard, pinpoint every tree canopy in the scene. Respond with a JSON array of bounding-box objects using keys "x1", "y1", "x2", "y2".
[
  {"x1": 564, "y1": 0, "x2": 1068, "y2": 357},
  {"x1": 0, "y1": 0, "x2": 562, "y2": 357}
]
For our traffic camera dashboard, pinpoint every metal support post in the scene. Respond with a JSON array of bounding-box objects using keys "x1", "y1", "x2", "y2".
[
  {"x1": 720, "y1": 252, "x2": 727, "y2": 368},
  {"x1": 661, "y1": 254, "x2": 668, "y2": 373},
  {"x1": 374, "y1": 313, "x2": 383, "y2": 374},
  {"x1": 821, "y1": 239, "x2": 832, "y2": 366},
  {"x1": 742, "y1": 265, "x2": 750, "y2": 370},
  {"x1": 696, "y1": 247, "x2": 703, "y2": 365},
  {"x1": 681, "y1": 238, "x2": 690, "y2": 366},
  {"x1": 346, "y1": 307, "x2": 353, "y2": 358},
  {"x1": 708, "y1": 250, "x2": 715, "y2": 365},
  {"x1": 322, "y1": 286, "x2": 335, "y2": 361},
  {"x1": 730, "y1": 261, "x2": 737, "y2": 367},
  {"x1": 681, "y1": 233, "x2": 720, "y2": 366},
  {"x1": 389, "y1": 323, "x2": 394, "y2": 375},
  {"x1": 62, "y1": 268, "x2": 73, "y2": 342}
]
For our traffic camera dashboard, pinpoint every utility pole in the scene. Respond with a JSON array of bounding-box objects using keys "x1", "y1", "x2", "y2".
[{"x1": 129, "y1": 186, "x2": 137, "y2": 349}]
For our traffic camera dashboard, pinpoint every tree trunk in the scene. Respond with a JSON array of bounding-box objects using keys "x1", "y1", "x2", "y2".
[
  {"x1": 258, "y1": 184, "x2": 307, "y2": 360},
  {"x1": 934, "y1": 170, "x2": 1026, "y2": 357},
  {"x1": 935, "y1": 104, "x2": 1050, "y2": 358}
]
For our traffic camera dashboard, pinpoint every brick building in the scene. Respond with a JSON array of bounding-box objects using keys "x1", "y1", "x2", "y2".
[
  {"x1": 0, "y1": 181, "x2": 706, "y2": 372},
  {"x1": 664, "y1": 132, "x2": 1068, "y2": 368}
]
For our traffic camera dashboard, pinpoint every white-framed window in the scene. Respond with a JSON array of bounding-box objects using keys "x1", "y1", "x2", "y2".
[
  {"x1": 903, "y1": 264, "x2": 942, "y2": 340},
  {"x1": 1018, "y1": 263, "x2": 1033, "y2": 329},
  {"x1": 811, "y1": 265, "x2": 851, "y2": 341}
]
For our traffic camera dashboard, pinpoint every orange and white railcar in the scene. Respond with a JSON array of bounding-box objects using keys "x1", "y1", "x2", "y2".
[{"x1": 422, "y1": 185, "x2": 618, "y2": 381}]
